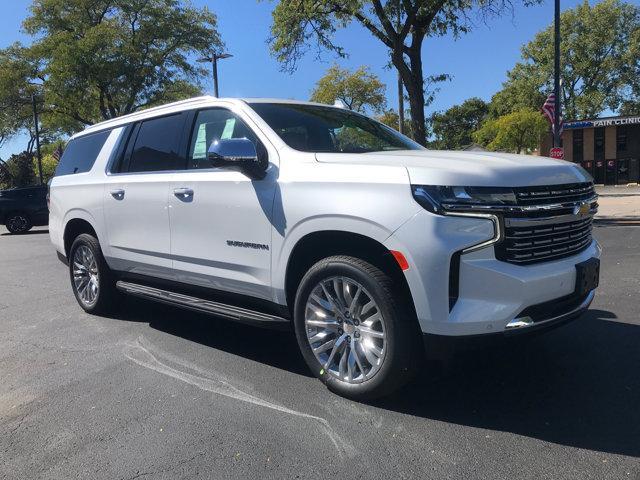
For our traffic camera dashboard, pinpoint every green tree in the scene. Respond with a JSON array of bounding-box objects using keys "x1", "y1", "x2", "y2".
[
  {"x1": 491, "y1": 0, "x2": 640, "y2": 120},
  {"x1": 430, "y1": 97, "x2": 488, "y2": 149},
  {"x1": 620, "y1": 27, "x2": 640, "y2": 115},
  {"x1": 311, "y1": 65, "x2": 386, "y2": 113},
  {"x1": 0, "y1": 0, "x2": 222, "y2": 141},
  {"x1": 473, "y1": 109, "x2": 547, "y2": 154},
  {"x1": 0, "y1": 44, "x2": 43, "y2": 152},
  {"x1": 0, "y1": 152, "x2": 37, "y2": 188},
  {"x1": 268, "y1": 0, "x2": 526, "y2": 146},
  {"x1": 376, "y1": 109, "x2": 412, "y2": 136}
]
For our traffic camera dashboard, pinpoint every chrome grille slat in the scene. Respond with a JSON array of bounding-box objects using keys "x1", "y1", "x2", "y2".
[
  {"x1": 506, "y1": 219, "x2": 591, "y2": 240},
  {"x1": 514, "y1": 182, "x2": 595, "y2": 206},
  {"x1": 502, "y1": 237, "x2": 592, "y2": 263},
  {"x1": 505, "y1": 228, "x2": 592, "y2": 252}
]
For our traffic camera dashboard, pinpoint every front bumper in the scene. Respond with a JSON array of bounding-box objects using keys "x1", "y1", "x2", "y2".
[{"x1": 384, "y1": 209, "x2": 601, "y2": 336}]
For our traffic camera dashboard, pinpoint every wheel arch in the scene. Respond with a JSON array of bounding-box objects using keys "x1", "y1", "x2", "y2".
[
  {"x1": 282, "y1": 230, "x2": 416, "y2": 318},
  {"x1": 63, "y1": 217, "x2": 99, "y2": 258}
]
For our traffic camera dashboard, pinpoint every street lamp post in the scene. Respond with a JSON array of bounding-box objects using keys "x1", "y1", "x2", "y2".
[
  {"x1": 553, "y1": 0, "x2": 561, "y2": 148},
  {"x1": 197, "y1": 52, "x2": 233, "y2": 98}
]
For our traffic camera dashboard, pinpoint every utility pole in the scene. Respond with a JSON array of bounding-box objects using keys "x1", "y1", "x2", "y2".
[
  {"x1": 397, "y1": 0, "x2": 405, "y2": 134},
  {"x1": 32, "y1": 93, "x2": 43, "y2": 185},
  {"x1": 553, "y1": 0, "x2": 561, "y2": 148},
  {"x1": 197, "y1": 52, "x2": 233, "y2": 98}
]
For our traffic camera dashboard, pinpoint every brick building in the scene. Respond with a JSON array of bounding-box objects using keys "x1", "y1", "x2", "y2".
[{"x1": 541, "y1": 115, "x2": 640, "y2": 185}]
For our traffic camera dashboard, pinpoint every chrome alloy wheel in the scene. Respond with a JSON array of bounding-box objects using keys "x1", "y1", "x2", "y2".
[
  {"x1": 305, "y1": 276, "x2": 386, "y2": 384},
  {"x1": 72, "y1": 245, "x2": 99, "y2": 306}
]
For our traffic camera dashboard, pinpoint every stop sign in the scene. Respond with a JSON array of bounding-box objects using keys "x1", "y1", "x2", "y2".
[{"x1": 550, "y1": 147, "x2": 564, "y2": 159}]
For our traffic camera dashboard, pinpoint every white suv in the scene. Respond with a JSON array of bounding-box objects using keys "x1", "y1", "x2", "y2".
[{"x1": 49, "y1": 96, "x2": 601, "y2": 399}]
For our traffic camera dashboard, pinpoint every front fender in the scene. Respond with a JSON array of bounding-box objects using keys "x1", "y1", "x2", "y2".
[{"x1": 271, "y1": 215, "x2": 409, "y2": 305}]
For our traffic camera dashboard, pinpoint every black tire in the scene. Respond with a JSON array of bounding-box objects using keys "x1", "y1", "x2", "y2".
[
  {"x1": 68, "y1": 233, "x2": 118, "y2": 315},
  {"x1": 293, "y1": 255, "x2": 421, "y2": 400},
  {"x1": 5, "y1": 212, "x2": 32, "y2": 234}
]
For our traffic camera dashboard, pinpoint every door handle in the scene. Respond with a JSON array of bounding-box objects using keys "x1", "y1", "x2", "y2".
[
  {"x1": 110, "y1": 189, "x2": 125, "y2": 200},
  {"x1": 173, "y1": 187, "x2": 194, "y2": 200}
]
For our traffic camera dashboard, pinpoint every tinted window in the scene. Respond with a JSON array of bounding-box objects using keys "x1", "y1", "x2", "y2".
[
  {"x1": 573, "y1": 129, "x2": 584, "y2": 162},
  {"x1": 249, "y1": 103, "x2": 421, "y2": 153},
  {"x1": 55, "y1": 130, "x2": 111, "y2": 176},
  {"x1": 188, "y1": 109, "x2": 260, "y2": 169},
  {"x1": 128, "y1": 114, "x2": 185, "y2": 172}
]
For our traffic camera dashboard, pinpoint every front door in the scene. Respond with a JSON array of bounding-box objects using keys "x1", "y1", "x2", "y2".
[
  {"x1": 168, "y1": 107, "x2": 278, "y2": 300},
  {"x1": 103, "y1": 113, "x2": 188, "y2": 279}
]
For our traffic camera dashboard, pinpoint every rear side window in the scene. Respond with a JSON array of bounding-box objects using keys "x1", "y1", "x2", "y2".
[
  {"x1": 128, "y1": 114, "x2": 185, "y2": 172},
  {"x1": 55, "y1": 130, "x2": 111, "y2": 176}
]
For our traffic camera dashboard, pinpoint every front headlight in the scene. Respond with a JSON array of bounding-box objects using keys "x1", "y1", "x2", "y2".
[{"x1": 412, "y1": 185, "x2": 517, "y2": 214}]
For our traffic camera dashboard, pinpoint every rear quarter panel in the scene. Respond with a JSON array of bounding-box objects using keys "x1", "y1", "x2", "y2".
[{"x1": 49, "y1": 128, "x2": 124, "y2": 257}]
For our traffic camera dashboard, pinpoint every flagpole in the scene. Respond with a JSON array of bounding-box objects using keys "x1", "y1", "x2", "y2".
[{"x1": 553, "y1": 0, "x2": 561, "y2": 148}]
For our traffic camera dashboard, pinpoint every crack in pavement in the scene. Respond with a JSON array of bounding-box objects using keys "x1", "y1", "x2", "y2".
[{"x1": 123, "y1": 336, "x2": 355, "y2": 458}]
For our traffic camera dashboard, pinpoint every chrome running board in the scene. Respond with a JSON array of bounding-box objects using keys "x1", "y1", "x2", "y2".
[
  {"x1": 505, "y1": 290, "x2": 595, "y2": 331},
  {"x1": 116, "y1": 281, "x2": 290, "y2": 329}
]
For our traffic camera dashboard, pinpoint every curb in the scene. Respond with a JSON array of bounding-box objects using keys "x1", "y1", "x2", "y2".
[{"x1": 594, "y1": 217, "x2": 640, "y2": 226}]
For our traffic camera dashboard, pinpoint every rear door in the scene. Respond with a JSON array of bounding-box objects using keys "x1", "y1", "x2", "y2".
[{"x1": 102, "y1": 113, "x2": 189, "y2": 279}]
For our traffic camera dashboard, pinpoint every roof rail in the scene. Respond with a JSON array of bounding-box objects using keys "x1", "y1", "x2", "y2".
[{"x1": 83, "y1": 95, "x2": 217, "y2": 132}]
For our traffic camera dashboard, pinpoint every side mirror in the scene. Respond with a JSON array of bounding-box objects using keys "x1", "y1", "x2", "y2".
[{"x1": 207, "y1": 138, "x2": 267, "y2": 179}]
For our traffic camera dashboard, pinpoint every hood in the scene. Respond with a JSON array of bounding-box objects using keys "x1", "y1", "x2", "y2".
[{"x1": 315, "y1": 150, "x2": 592, "y2": 187}]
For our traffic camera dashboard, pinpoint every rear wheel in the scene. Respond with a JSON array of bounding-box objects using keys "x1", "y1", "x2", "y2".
[
  {"x1": 69, "y1": 233, "x2": 118, "y2": 314},
  {"x1": 293, "y1": 255, "x2": 420, "y2": 400},
  {"x1": 5, "y1": 212, "x2": 32, "y2": 234}
]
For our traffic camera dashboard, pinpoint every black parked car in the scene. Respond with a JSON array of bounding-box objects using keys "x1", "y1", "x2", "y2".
[{"x1": 0, "y1": 185, "x2": 49, "y2": 234}]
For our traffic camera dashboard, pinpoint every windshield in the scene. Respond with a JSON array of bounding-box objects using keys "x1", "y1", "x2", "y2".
[{"x1": 249, "y1": 103, "x2": 423, "y2": 153}]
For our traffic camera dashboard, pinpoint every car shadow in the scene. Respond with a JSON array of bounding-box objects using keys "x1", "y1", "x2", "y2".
[
  {"x1": 109, "y1": 300, "x2": 639, "y2": 457},
  {"x1": 1, "y1": 228, "x2": 50, "y2": 236},
  {"x1": 110, "y1": 296, "x2": 312, "y2": 378},
  {"x1": 374, "y1": 308, "x2": 640, "y2": 458}
]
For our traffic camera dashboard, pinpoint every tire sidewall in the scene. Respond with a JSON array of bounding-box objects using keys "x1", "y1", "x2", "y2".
[
  {"x1": 293, "y1": 258, "x2": 405, "y2": 399},
  {"x1": 69, "y1": 234, "x2": 104, "y2": 312}
]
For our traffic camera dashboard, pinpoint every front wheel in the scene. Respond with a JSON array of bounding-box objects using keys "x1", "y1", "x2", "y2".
[
  {"x1": 293, "y1": 255, "x2": 421, "y2": 400},
  {"x1": 69, "y1": 233, "x2": 118, "y2": 314}
]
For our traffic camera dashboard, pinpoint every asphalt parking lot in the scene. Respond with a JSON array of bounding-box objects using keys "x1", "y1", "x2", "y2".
[{"x1": 1, "y1": 225, "x2": 639, "y2": 479}]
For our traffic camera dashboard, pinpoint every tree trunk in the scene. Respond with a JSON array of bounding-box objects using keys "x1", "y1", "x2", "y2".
[{"x1": 392, "y1": 37, "x2": 427, "y2": 146}]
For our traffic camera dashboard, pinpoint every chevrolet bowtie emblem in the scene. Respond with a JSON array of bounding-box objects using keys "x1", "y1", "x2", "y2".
[{"x1": 574, "y1": 202, "x2": 590, "y2": 215}]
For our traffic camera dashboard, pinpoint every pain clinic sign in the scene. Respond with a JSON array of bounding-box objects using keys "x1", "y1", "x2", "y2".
[{"x1": 564, "y1": 116, "x2": 640, "y2": 129}]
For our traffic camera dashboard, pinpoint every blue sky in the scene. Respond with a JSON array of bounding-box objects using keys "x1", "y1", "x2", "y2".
[{"x1": 1, "y1": 0, "x2": 591, "y2": 158}]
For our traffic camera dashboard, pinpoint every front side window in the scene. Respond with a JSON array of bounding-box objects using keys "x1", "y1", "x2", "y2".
[
  {"x1": 187, "y1": 108, "x2": 260, "y2": 169},
  {"x1": 128, "y1": 114, "x2": 185, "y2": 172},
  {"x1": 54, "y1": 130, "x2": 111, "y2": 176},
  {"x1": 249, "y1": 103, "x2": 422, "y2": 153}
]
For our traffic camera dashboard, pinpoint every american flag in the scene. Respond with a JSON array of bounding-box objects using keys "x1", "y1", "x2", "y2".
[
  {"x1": 541, "y1": 93, "x2": 563, "y2": 134},
  {"x1": 52, "y1": 145, "x2": 64, "y2": 162}
]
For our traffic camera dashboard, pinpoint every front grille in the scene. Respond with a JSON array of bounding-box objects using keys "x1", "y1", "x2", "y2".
[
  {"x1": 496, "y1": 215, "x2": 593, "y2": 265},
  {"x1": 513, "y1": 182, "x2": 595, "y2": 206},
  {"x1": 492, "y1": 182, "x2": 596, "y2": 265}
]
